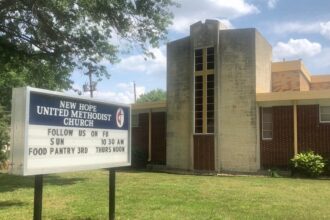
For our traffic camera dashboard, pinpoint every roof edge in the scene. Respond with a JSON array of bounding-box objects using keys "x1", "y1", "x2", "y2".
[
  {"x1": 257, "y1": 90, "x2": 330, "y2": 102},
  {"x1": 131, "y1": 101, "x2": 167, "y2": 110}
]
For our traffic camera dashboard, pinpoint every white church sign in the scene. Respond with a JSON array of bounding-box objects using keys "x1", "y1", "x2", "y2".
[{"x1": 10, "y1": 87, "x2": 131, "y2": 176}]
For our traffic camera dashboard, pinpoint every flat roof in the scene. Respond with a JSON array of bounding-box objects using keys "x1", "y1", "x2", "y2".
[
  {"x1": 131, "y1": 101, "x2": 166, "y2": 110},
  {"x1": 311, "y1": 75, "x2": 330, "y2": 83},
  {"x1": 271, "y1": 60, "x2": 311, "y2": 82},
  {"x1": 272, "y1": 60, "x2": 330, "y2": 84},
  {"x1": 257, "y1": 90, "x2": 330, "y2": 102}
]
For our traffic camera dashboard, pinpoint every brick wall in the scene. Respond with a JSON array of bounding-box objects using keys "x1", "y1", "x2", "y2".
[
  {"x1": 298, "y1": 105, "x2": 330, "y2": 159},
  {"x1": 300, "y1": 75, "x2": 310, "y2": 91},
  {"x1": 310, "y1": 82, "x2": 330, "y2": 90},
  {"x1": 260, "y1": 105, "x2": 330, "y2": 169},
  {"x1": 131, "y1": 113, "x2": 149, "y2": 168},
  {"x1": 272, "y1": 71, "x2": 300, "y2": 92},
  {"x1": 131, "y1": 112, "x2": 167, "y2": 168},
  {"x1": 260, "y1": 106, "x2": 294, "y2": 168},
  {"x1": 151, "y1": 112, "x2": 166, "y2": 164}
]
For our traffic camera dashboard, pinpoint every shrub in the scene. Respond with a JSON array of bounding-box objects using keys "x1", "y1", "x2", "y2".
[
  {"x1": 0, "y1": 105, "x2": 10, "y2": 165},
  {"x1": 324, "y1": 160, "x2": 330, "y2": 176},
  {"x1": 291, "y1": 151, "x2": 325, "y2": 177}
]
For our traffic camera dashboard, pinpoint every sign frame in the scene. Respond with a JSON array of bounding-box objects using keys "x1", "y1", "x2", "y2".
[{"x1": 10, "y1": 86, "x2": 131, "y2": 176}]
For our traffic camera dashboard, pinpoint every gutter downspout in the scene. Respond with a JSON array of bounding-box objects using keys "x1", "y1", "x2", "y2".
[{"x1": 293, "y1": 101, "x2": 298, "y2": 155}]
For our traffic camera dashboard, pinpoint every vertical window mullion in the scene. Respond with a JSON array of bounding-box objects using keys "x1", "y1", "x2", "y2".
[
  {"x1": 202, "y1": 48, "x2": 207, "y2": 133},
  {"x1": 194, "y1": 47, "x2": 215, "y2": 134},
  {"x1": 262, "y1": 107, "x2": 273, "y2": 140}
]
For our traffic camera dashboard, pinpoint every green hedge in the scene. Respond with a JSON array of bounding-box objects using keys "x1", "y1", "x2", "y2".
[{"x1": 291, "y1": 151, "x2": 325, "y2": 177}]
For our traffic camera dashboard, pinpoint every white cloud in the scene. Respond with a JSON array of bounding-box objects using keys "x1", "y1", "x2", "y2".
[
  {"x1": 273, "y1": 38, "x2": 322, "y2": 60},
  {"x1": 171, "y1": 0, "x2": 258, "y2": 33},
  {"x1": 272, "y1": 21, "x2": 330, "y2": 40},
  {"x1": 272, "y1": 22, "x2": 320, "y2": 35},
  {"x1": 215, "y1": 19, "x2": 234, "y2": 29},
  {"x1": 267, "y1": 0, "x2": 278, "y2": 9},
  {"x1": 320, "y1": 21, "x2": 330, "y2": 39},
  {"x1": 114, "y1": 46, "x2": 166, "y2": 75},
  {"x1": 308, "y1": 47, "x2": 330, "y2": 73},
  {"x1": 67, "y1": 82, "x2": 145, "y2": 104}
]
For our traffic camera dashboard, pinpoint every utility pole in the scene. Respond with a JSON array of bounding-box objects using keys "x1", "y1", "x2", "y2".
[
  {"x1": 83, "y1": 66, "x2": 97, "y2": 98},
  {"x1": 88, "y1": 70, "x2": 93, "y2": 98},
  {"x1": 133, "y1": 81, "x2": 137, "y2": 103}
]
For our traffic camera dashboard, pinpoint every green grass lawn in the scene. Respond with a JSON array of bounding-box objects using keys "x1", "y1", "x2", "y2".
[{"x1": 0, "y1": 170, "x2": 329, "y2": 220}]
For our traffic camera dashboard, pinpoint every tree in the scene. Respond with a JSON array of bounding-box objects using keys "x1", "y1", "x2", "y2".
[
  {"x1": 0, "y1": 0, "x2": 176, "y2": 109},
  {"x1": 136, "y1": 89, "x2": 166, "y2": 103},
  {"x1": 0, "y1": 106, "x2": 9, "y2": 164},
  {"x1": 0, "y1": 0, "x2": 176, "y2": 164}
]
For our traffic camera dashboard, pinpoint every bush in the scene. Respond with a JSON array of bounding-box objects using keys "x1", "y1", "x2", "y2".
[
  {"x1": 291, "y1": 151, "x2": 325, "y2": 177},
  {"x1": 324, "y1": 160, "x2": 330, "y2": 176},
  {"x1": 0, "y1": 105, "x2": 10, "y2": 165}
]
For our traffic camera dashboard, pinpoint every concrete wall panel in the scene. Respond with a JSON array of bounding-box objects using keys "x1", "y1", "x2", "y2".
[
  {"x1": 218, "y1": 29, "x2": 261, "y2": 172},
  {"x1": 166, "y1": 37, "x2": 193, "y2": 170},
  {"x1": 255, "y1": 31, "x2": 272, "y2": 93}
]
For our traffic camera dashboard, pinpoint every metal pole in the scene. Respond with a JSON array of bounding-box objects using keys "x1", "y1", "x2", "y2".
[
  {"x1": 34, "y1": 175, "x2": 43, "y2": 220},
  {"x1": 89, "y1": 71, "x2": 93, "y2": 98},
  {"x1": 133, "y1": 81, "x2": 137, "y2": 103},
  {"x1": 109, "y1": 169, "x2": 116, "y2": 220}
]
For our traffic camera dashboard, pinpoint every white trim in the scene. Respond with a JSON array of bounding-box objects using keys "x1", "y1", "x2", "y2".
[
  {"x1": 131, "y1": 114, "x2": 139, "y2": 127},
  {"x1": 10, "y1": 86, "x2": 131, "y2": 176},
  {"x1": 319, "y1": 105, "x2": 330, "y2": 123},
  {"x1": 27, "y1": 86, "x2": 130, "y2": 108},
  {"x1": 261, "y1": 107, "x2": 273, "y2": 140}
]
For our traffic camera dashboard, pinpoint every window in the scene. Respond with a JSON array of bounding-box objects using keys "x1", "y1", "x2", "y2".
[
  {"x1": 194, "y1": 47, "x2": 215, "y2": 134},
  {"x1": 195, "y1": 49, "x2": 203, "y2": 71},
  {"x1": 194, "y1": 75, "x2": 203, "y2": 133},
  {"x1": 262, "y1": 107, "x2": 273, "y2": 140},
  {"x1": 207, "y1": 74, "x2": 214, "y2": 133},
  {"x1": 320, "y1": 106, "x2": 330, "y2": 122},
  {"x1": 131, "y1": 114, "x2": 139, "y2": 127},
  {"x1": 207, "y1": 47, "x2": 214, "y2": 70}
]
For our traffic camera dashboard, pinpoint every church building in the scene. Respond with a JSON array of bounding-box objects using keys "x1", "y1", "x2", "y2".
[{"x1": 132, "y1": 20, "x2": 330, "y2": 173}]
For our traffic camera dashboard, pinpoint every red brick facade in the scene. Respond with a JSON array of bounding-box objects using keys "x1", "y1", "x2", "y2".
[
  {"x1": 260, "y1": 106, "x2": 294, "y2": 168},
  {"x1": 150, "y1": 112, "x2": 167, "y2": 164},
  {"x1": 132, "y1": 105, "x2": 330, "y2": 170},
  {"x1": 298, "y1": 105, "x2": 330, "y2": 159},
  {"x1": 261, "y1": 105, "x2": 330, "y2": 168},
  {"x1": 131, "y1": 113, "x2": 149, "y2": 168},
  {"x1": 131, "y1": 112, "x2": 166, "y2": 168}
]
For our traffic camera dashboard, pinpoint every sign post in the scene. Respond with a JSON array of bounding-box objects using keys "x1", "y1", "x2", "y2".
[
  {"x1": 10, "y1": 87, "x2": 131, "y2": 219},
  {"x1": 109, "y1": 168, "x2": 116, "y2": 220},
  {"x1": 34, "y1": 175, "x2": 43, "y2": 220}
]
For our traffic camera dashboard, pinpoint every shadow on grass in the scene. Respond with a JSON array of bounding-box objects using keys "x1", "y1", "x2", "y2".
[
  {"x1": 0, "y1": 200, "x2": 28, "y2": 208},
  {"x1": 70, "y1": 217, "x2": 94, "y2": 220},
  {"x1": 0, "y1": 173, "x2": 86, "y2": 193}
]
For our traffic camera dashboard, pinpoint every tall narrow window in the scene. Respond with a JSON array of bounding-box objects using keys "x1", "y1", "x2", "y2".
[
  {"x1": 262, "y1": 107, "x2": 273, "y2": 140},
  {"x1": 320, "y1": 106, "x2": 330, "y2": 122},
  {"x1": 207, "y1": 74, "x2": 214, "y2": 133},
  {"x1": 194, "y1": 75, "x2": 203, "y2": 133},
  {"x1": 195, "y1": 49, "x2": 203, "y2": 71},
  {"x1": 131, "y1": 114, "x2": 139, "y2": 127},
  {"x1": 194, "y1": 47, "x2": 215, "y2": 134},
  {"x1": 207, "y1": 47, "x2": 214, "y2": 70}
]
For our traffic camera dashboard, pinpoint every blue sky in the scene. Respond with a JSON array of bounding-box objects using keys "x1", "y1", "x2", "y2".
[{"x1": 70, "y1": 0, "x2": 330, "y2": 103}]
